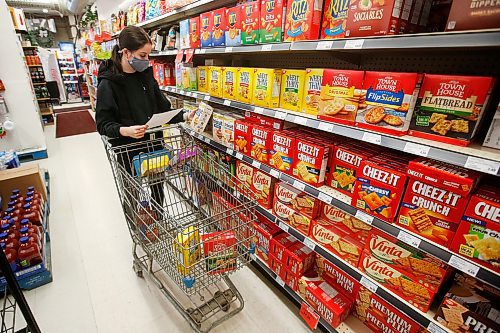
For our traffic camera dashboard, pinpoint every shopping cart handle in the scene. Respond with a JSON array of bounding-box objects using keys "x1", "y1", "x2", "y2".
[{"x1": 183, "y1": 276, "x2": 196, "y2": 288}]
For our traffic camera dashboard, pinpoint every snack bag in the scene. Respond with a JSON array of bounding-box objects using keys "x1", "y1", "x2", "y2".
[{"x1": 280, "y1": 69, "x2": 306, "y2": 112}]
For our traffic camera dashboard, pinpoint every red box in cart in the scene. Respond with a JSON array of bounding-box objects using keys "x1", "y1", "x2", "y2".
[
  {"x1": 252, "y1": 169, "x2": 276, "y2": 209},
  {"x1": 274, "y1": 181, "x2": 321, "y2": 219},
  {"x1": 252, "y1": 217, "x2": 283, "y2": 264},
  {"x1": 293, "y1": 138, "x2": 330, "y2": 187},
  {"x1": 316, "y1": 256, "x2": 361, "y2": 301},
  {"x1": 189, "y1": 17, "x2": 201, "y2": 49},
  {"x1": 283, "y1": 242, "x2": 316, "y2": 276},
  {"x1": 269, "y1": 132, "x2": 295, "y2": 174},
  {"x1": 321, "y1": 204, "x2": 372, "y2": 245},
  {"x1": 273, "y1": 200, "x2": 312, "y2": 236},
  {"x1": 270, "y1": 233, "x2": 298, "y2": 262},
  {"x1": 305, "y1": 281, "x2": 353, "y2": 328},
  {"x1": 451, "y1": 186, "x2": 500, "y2": 274},
  {"x1": 202, "y1": 231, "x2": 237, "y2": 274},
  {"x1": 345, "y1": 0, "x2": 404, "y2": 37},
  {"x1": 284, "y1": 0, "x2": 323, "y2": 42},
  {"x1": 250, "y1": 125, "x2": 273, "y2": 164},
  {"x1": 234, "y1": 119, "x2": 252, "y2": 155}
]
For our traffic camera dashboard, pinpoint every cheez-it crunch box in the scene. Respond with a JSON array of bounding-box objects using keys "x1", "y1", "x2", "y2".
[
  {"x1": 293, "y1": 138, "x2": 330, "y2": 187},
  {"x1": 284, "y1": 0, "x2": 323, "y2": 41},
  {"x1": 234, "y1": 119, "x2": 252, "y2": 154},
  {"x1": 250, "y1": 125, "x2": 273, "y2": 164},
  {"x1": 270, "y1": 131, "x2": 295, "y2": 174}
]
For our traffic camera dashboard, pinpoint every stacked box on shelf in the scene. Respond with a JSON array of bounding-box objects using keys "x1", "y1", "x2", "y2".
[
  {"x1": 320, "y1": 204, "x2": 372, "y2": 245},
  {"x1": 252, "y1": 213, "x2": 283, "y2": 264},
  {"x1": 284, "y1": 0, "x2": 323, "y2": 42},
  {"x1": 226, "y1": 6, "x2": 242, "y2": 46},
  {"x1": 241, "y1": 1, "x2": 260, "y2": 45},
  {"x1": 259, "y1": 0, "x2": 286, "y2": 43}
]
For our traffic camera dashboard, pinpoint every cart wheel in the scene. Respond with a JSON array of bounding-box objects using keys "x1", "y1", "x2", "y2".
[
  {"x1": 214, "y1": 291, "x2": 230, "y2": 312},
  {"x1": 187, "y1": 308, "x2": 202, "y2": 328},
  {"x1": 133, "y1": 262, "x2": 144, "y2": 278}
]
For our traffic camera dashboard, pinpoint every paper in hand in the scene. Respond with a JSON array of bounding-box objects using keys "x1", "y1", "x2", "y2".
[{"x1": 146, "y1": 108, "x2": 183, "y2": 129}]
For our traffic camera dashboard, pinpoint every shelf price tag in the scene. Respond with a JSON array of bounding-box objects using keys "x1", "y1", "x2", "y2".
[
  {"x1": 465, "y1": 156, "x2": 500, "y2": 175},
  {"x1": 316, "y1": 41, "x2": 333, "y2": 50},
  {"x1": 300, "y1": 302, "x2": 320, "y2": 331},
  {"x1": 279, "y1": 221, "x2": 289, "y2": 233},
  {"x1": 270, "y1": 169, "x2": 281, "y2": 179},
  {"x1": 235, "y1": 152, "x2": 244, "y2": 160},
  {"x1": 225, "y1": 47, "x2": 233, "y2": 53},
  {"x1": 318, "y1": 192, "x2": 333, "y2": 204},
  {"x1": 318, "y1": 122, "x2": 334, "y2": 132},
  {"x1": 303, "y1": 237, "x2": 316, "y2": 250},
  {"x1": 226, "y1": 148, "x2": 234, "y2": 155},
  {"x1": 427, "y1": 322, "x2": 448, "y2": 333},
  {"x1": 261, "y1": 44, "x2": 273, "y2": 51},
  {"x1": 253, "y1": 106, "x2": 264, "y2": 114},
  {"x1": 449, "y1": 255, "x2": 479, "y2": 277},
  {"x1": 222, "y1": 99, "x2": 231, "y2": 106},
  {"x1": 198, "y1": 49, "x2": 206, "y2": 54},
  {"x1": 203, "y1": 137, "x2": 210, "y2": 143},
  {"x1": 360, "y1": 276, "x2": 378, "y2": 293},
  {"x1": 203, "y1": 95, "x2": 210, "y2": 101},
  {"x1": 293, "y1": 180, "x2": 306, "y2": 192},
  {"x1": 275, "y1": 111, "x2": 286, "y2": 120},
  {"x1": 295, "y1": 116, "x2": 307, "y2": 125},
  {"x1": 355, "y1": 210, "x2": 374, "y2": 225},
  {"x1": 397, "y1": 230, "x2": 422, "y2": 248},
  {"x1": 404, "y1": 142, "x2": 430, "y2": 157},
  {"x1": 252, "y1": 160, "x2": 261, "y2": 169},
  {"x1": 362, "y1": 132, "x2": 382, "y2": 145},
  {"x1": 275, "y1": 275, "x2": 285, "y2": 287},
  {"x1": 344, "y1": 39, "x2": 365, "y2": 49}
]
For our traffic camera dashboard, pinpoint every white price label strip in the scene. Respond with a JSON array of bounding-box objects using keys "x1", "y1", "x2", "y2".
[
  {"x1": 198, "y1": 49, "x2": 206, "y2": 54},
  {"x1": 186, "y1": 92, "x2": 192, "y2": 97},
  {"x1": 316, "y1": 41, "x2": 333, "y2": 50},
  {"x1": 225, "y1": 47, "x2": 233, "y2": 53},
  {"x1": 318, "y1": 122, "x2": 334, "y2": 132},
  {"x1": 449, "y1": 255, "x2": 479, "y2": 277},
  {"x1": 275, "y1": 111, "x2": 286, "y2": 120},
  {"x1": 261, "y1": 44, "x2": 273, "y2": 51},
  {"x1": 318, "y1": 192, "x2": 332, "y2": 204},
  {"x1": 355, "y1": 210, "x2": 374, "y2": 225},
  {"x1": 303, "y1": 237, "x2": 316, "y2": 250},
  {"x1": 344, "y1": 39, "x2": 365, "y2": 49},
  {"x1": 226, "y1": 148, "x2": 234, "y2": 155},
  {"x1": 203, "y1": 137, "x2": 210, "y2": 143},
  {"x1": 404, "y1": 142, "x2": 430, "y2": 157},
  {"x1": 397, "y1": 230, "x2": 422, "y2": 248},
  {"x1": 275, "y1": 275, "x2": 285, "y2": 287},
  {"x1": 295, "y1": 116, "x2": 307, "y2": 125},
  {"x1": 279, "y1": 221, "x2": 289, "y2": 233},
  {"x1": 203, "y1": 95, "x2": 210, "y2": 101},
  {"x1": 465, "y1": 156, "x2": 500, "y2": 175},
  {"x1": 252, "y1": 160, "x2": 261, "y2": 169},
  {"x1": 294, "y1": 180, "x2": 306, "y2": 191},
  {"x1": 270, "y1": 169, "x2": 281, "y2": 178},
  {"x1": 427, "y1": 322, "x2": 448, "y2": 333},
  {"x1": 223, "y1": 100, "x2": 231, "y2": 106},
  {"x1": 235, "y1": 152, "x2": 243, "y2": 160},
  {"x1": 360, "y1": 276, "x2": 378, "y2": 293},
  {"x1": 254, "y1": 106, "x2": 264, "y2": 114},
  {"x1": 362, "y1": 132, "x2": 382, "y2": 145}
]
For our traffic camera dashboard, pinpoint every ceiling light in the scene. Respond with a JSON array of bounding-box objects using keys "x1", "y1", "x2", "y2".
[{"x1": 42, "y1": 8, "x2": 49, "y2": 13}]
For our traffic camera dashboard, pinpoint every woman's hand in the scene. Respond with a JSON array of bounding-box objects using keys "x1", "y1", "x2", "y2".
[
  {"x1": 119, "y1": 125, "x2": 148, "y2": 139},
  {"x1": 186, "y1": 109, "x2": 196, "y2": 122}
]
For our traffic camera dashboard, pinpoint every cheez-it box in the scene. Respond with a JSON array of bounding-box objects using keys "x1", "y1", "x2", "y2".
[
  {"x1": 270, "y1": 233, "x2": 298, "y2": 262},
  {"x1": 273, "y1": 200, "x2": 312, "y2": 236},
  {"x1": 251, "y1": 125, "x2": 273, "y2": 164},
  {"x1": 321, "y1": 204, "x2": 372, "y2": 245},
  {"x1": 284, "y1": 242, "x2": 316, "y2": 276},
  {"x1": 252, "y1": 169, "x2": 276, "y2": 209},
  {"x1": 252, "y1": 216, "x2": 283, "y2": 264},
  {"x1": 316, "y1": 256, "x2": 361, "y2": 301},
  {"x1": 293, "y1": 138, "x2": 330, "y2": 187},
  {"x1": 270, "y1": 131, "x2": 295, "y2": 174},
  {"x1": 305, "y1": 281, "x2": 353, "y2": 328},
  {"x1": 274, "y1": 181, "x2": 321, "y2": 218},
  {"x1": 234, "y1": 119, "x2": 252, "y2": 155}
]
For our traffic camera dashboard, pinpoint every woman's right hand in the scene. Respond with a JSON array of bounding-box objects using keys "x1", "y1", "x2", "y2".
[{"x1": 119, "y1": 125, "x2": 148, "y2": 139}]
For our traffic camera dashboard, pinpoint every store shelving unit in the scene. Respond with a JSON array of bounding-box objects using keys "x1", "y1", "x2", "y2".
[{"x1": 56, "y1": 51, "x2": 82, "y2": 103}]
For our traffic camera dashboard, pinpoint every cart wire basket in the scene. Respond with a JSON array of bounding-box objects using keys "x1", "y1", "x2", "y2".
[{"x1": 102, "y1": 125, "x2": 258, "y2": 332}]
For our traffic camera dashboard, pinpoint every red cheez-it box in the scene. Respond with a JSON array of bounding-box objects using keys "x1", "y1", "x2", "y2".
[
  {"x1": 251, "y1": 125, "x2": 273, "y2": 164},
  {"x1": 234, "y1": 119, "x2": 252, "y2": 155},
  {"x1": 293, "y1": 138, "x2": 329, "y2": 187},
  {"x1": 305, "y1": 281, "x2": 353, "y2": 328},
  {"x1": 270, "y1": 131, "x2": 295, "y2": 174}
]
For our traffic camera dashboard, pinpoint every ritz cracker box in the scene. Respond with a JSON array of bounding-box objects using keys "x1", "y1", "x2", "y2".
[
  {"x1": 303, "y1": 68, "x2": 324, "y2": 115},
  {"x1": 189, "y1": 16, "x2": 201, "y2": 49},
  {"x1": 280, "y1": 69, "x2": 306, "y2": 112},
  {"x1": 225, "y1": 6, "x2": 242, "y2": 46},
  {"x1": 241, "y1": 1, "x2": 260, "y2": 45},
  {"x1": 284, "y1": 0, "x2": 323, "y2": 41},
  {"x1": 260, "y1": 0, "x2": 286, "y2": 43},
  {"x1": 321, "y1": 0, "x2": 351, "y2": 39},
  {"x1": 200, "y1": 11, "x2": 213, "y2": 47},
  {"x1": 252, "y1": 68, "x2": 282, "y2": 108},
  {"x1": 408, "y1": 74, "x2": 495, "y2": 146},
  {"x1": 212, "y1": 8, "x2": 227, "y2": 47}
]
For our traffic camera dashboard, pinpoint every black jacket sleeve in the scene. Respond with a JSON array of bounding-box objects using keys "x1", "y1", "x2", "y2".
[
  {"x1": 95, "y1": 80, "x2": 122, "y2": 138},
  {"x1": 152, "y1": 80, "x2": 185, "y2": 124}
]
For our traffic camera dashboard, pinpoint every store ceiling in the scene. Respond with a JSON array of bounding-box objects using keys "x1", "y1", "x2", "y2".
[{"x1": 6, "y1": 0, "x2": 94, "y2": 16}]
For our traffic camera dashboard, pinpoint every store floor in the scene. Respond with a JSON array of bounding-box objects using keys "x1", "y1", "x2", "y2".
[{"x1": 20, "y1": 119, "x2": 315, "y2": 333}]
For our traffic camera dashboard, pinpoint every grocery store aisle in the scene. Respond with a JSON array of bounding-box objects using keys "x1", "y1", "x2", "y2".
[{"x1": 20, "y1": 119, "x2": 314, "y2": 333}]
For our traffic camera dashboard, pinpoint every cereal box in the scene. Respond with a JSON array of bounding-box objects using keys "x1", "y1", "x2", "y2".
[
  {"x1": 451, "y1": 187, "x2": 500, "y2": 274},
  {"x1": 321, "y1": 0, "x2": 350, "y2": 39},
  {"x1": 197, "y1": 66, "x2": 208, "y2": 93},
  {"x1": 270, "y1": 233, "x2": 299, "y2": 262},
  {"x1": 273, "y1": 200, "x2": 313, "y2": 236},
  {"x1": 236, "y1": 67, "x2": 254, "y2": 104},
  {"x1": 345, "y1": 0, "x2": 404, "y2": 37},
  {"x1": 318, "y1": 69, "x2": 365, "y2": 126},
  {"x1": 202, "y1": 231, "x2": 237, "y2": 274},
  {"x1": 353, "y1": 155, "x2": 409, "y2": 223},
  {"x1": 252, "y1": 218, "x2": 283, "y2": 263},
  {"x1": 316, "y1": 256, "x2": 361, "y2": 301},
  {"x1": 259, "y1": 0, "x2": 286, "y2": 43},
  {"x1": 293, "y1": 138, "x2": 330, "y2": 187},
  {"x1": 222, "y1": 67, "x2": 237, "y2": 100},
  {"x1": 236, "y1": 161, "x2": 254, "y2": 189},
  {"x1": 226, "y1": 6, "x2": 242, "y2": 46},
  {"x1": 397, "y1": 158, "x2": 481, "y2": 247},
  {"x1": 270, "y1": 131, "x2": 295, "y2": 174},
  {"x1": 305, "y1": 281, "x2": 353, "y2": 328},
  {"x1": 212, "y1": 8, "x2": 227, "y2": 47},
  {"x1": 321, "y1": 204, "x2": 372, "y2": 245},
  {"x1": 356, "y1": 71, "x2": 420, "y2": 136},
  {"x1": 252, "y1": 168, "x2": 276, "y2": 209},
  {"x1": 409, "y1": 75, "x2": 495, "y2": 146},
  {"x1": 250, "y1": 125, "x2": 273, "y2": 164},
  {"x1": 274, "y1": 181, "x2": 321, "y2": 218},
  {"x1": 213, "y1": 111, "x2": 225, "y2": 143},
  {"x1": 270, "y1": 253, "x2": 287, "y2": 279},
  {"x1": 445, "y1": 0, "x2": 500, "y2": 32},
  {"x1": 303, "y1": 69, "x2": 324, "y2": 115},
  {"x1": 280, "y1": 69, "x2": 306, "y2": 112},
  {"x1": 284, "y1": 0, "x2": 323, "y2": 41},
  {"x1": 253, "y1": 68, "x2": 282, "y2": 108},
  {"x1": 208, "y1": 66, "x2": 223, "y2": 98},
  {"x1": 283, "y1": 242, "x2": 316, "y2": 276},
  {"x1": 189, "y1": 16, "x2": 201, "y2": 49},
  {"x1": 234, "y1": 119, "x2": 252, "y2": 154},
  {"x1": 200, "y1": 11, "x2": 213, "y2": 47},
  {"x1": 310, "y1": 219, "x2": 363, "y2": 267},
  {"x1": 241, "y1": 1, "x2": 260, "y2": 45},
  {"x1": 179, "y1": 19, "x2": 190, "y2": 49}
]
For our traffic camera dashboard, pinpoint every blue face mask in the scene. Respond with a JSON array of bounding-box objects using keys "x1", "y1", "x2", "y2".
[{"x1": 128, "y1": 56, "x2": 149, "y2": 72}]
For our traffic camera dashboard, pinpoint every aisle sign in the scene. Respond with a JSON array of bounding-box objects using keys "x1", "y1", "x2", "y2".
[{"x1": 300, "y1": 302, "x2": 320, "y2": 330}]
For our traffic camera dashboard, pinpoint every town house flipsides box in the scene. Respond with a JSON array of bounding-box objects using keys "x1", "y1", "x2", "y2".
[
  {"x1": 274, "y1": 181, "x2": 321, "y2": 218},
  {"x1": 293, "y1": 137, "x2": 330, "y2": 187},
  {"x1": 270, "y1": 131, "x2": 295, "y2": 174}
]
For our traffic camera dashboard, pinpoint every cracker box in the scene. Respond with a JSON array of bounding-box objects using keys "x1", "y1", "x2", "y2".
[
  {"x1": 303, "y1": 69, "x2": 324, "y2": 115},
  {"x1": 212, "y1": 8, "x2": 227, "y2": 47},
  {"x1": 274, "y1": 181, "x2": 321, "y2": 218},
  {"x1": 293, "y1": 138, "x2": 330, "y2": 187},
  {"x1": 234, "y1": 119, "x2": 252, "y2": 154},
  {"x1": 283, "y1": 242, "x2": 316, "y2": 276},
  {"x1": 270, "y1": 232, "x2": 299, "y2": 262},
  {"x1": 445, "y1": 0, "x2": 500, "y2": 32},
  {"x1": 269, "y1": 253, "x2": 287, "y2": 279},
  {"x1": 226, "y1": 6, "x2": 242, "y2": 46},
  {"x1": 236, "y1": 160, "x2": 254, "y2": 189},
  {"x1": 252, "y1": 168, "x2": 276, "y2": 209},
  {"x1": 305, "y1": 281, "x2": 353, "y2": 328},
  {"x1": 252, "y1": 68, "x2": 282, "y2": 108},
  {"x1": 356, "y1": 71, "x2": 420, "y2": 136},
  {"x1": 358, "y1": 250, "x2": 436, "y2": 312},
  {"x1": 222, "y1": 67, "x2": 237, "y2": 100},
  {"x1": 280, "y1": 69, "x2": 306, "y2": 112},
  {"x1": 284, "y1": 0, "x2": 323, "y2": 41},
  {"x1": 273, "y1": 199, "x2": 313, "y2": 236},
  {"x1": 175, "y1": 226, "x2": 201, "y2": 275},
  {"x1": 310, "y1": 219, "x2": 363, "y2": 267},
  {"x1": 483, "y1": 102, "x2": 500, "y2": 150},
  {"x1": 318, "y1": 69, "x2": 365, "y2": 126},
  {"x1": 298, "y1": 276, "x2": 325, "y2": 299},
  {"x1": 181, "y1": 66, "x2": 197, "y2": 91},
  {"x1": 189, "y1": 16, "x2": 201, "y2": 49},
  {"x1": 260, "y1": 0, "x2": 286, "y2": 43},
  {"x1": 316, "y1": 256, "x2": 361, "y2": 301},
  {"x1": 222, "y1": 113, "x2": 241, "y2": 147},
  {"x1": 236, "y1": 67, "x2": 254, "y2": 104},
  {"x1": 241, "y1": 1, "x2": 260, "y2": 45},
  {"x1": 270, "y1": 132, "x2": 295, "y2": 174},
  {"x1": 252, "y1": 218, "x2": 283, "y2": 264},
  {"x1": 202, "y1": 231, "x2": 237, "y2": 274},
  {"x1": 397, "y1": 158, "x2": 481, "y2": 247},
  {"x1": 353, "y1": 156, "x2": 409, "y2": 223},
  {"x1": 451, "y1": 187, "x2": 500, "y2": 274},
  {"x1": 345, "y1": 0, "x2": 403, "y2": 37},
  {"x1": 213, "y1": 111, "x2": 225, "y2": 143},
  {"x1": 409, "y1": 75, "x2": 495, "y2": 146},
  {"x1": 179, "y1": 19, "x2": 190, "y2": 49},
  {"x1": 197, "y1": 66, "x2": 208, "y2": 93},
  {"x1": 250, "y1": 125, "x2": 273, "y2": 164},
  {"x1": 200, "y1": 11, "x2": 213, "y2": 47},
  {"x1": 321, "y1": 204, "x2": 372, "y2": 245},
  {"x1": 208, "y1": 66, "x2": 223, "y2": 98},
  {"x1": 321, "y1": 0, "x2": 351, "y2": 39},
  {"x1": 250, "y1": 112, "x2": 286, "y2": 130}
]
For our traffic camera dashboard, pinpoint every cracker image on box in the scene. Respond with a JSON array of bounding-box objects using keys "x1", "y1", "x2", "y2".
[
  {"x1": 303, "y1": 69, "x2": 324, "y2": 115},
  {"x1": 280, "y1": 69, "x2": 306, "y2": 112}
]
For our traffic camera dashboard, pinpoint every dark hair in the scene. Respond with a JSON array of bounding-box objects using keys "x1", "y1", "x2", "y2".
[{"x1": 111, "y1": 26, "x2": 152, "y2": 73}]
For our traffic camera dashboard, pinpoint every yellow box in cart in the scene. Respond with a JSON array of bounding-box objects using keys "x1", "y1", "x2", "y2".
[
  {"x1": 174, "y1": 226, "x2": 201, "y2": 276},
  {"x1": 222, "y1": 67, "x2": 238, "y2": 100},
  {"x1": 208, "y1": 66, "x2": 224, "y2": 98},
  {"x1": 252, "y1": 68, "x2": 282, "y2": 108},
  {"x1": 197, "y1": 66, "x2": 208, "y2": 93},
  {"x1": 236, "y1": 67, "x2": 255, "y2": 104},
  {"x1": 280, "y1": 69, "x2": 306, "y2": 112}
]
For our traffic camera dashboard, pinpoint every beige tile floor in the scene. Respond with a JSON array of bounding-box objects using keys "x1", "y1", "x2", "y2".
[{"x1": 17, "y1": 119, "x2": 316, "y2": 333}]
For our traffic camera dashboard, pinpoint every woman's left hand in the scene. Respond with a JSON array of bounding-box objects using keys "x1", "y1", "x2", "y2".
[{"x1": 186, "y1": 109, "x2": 196, "y2": 122}]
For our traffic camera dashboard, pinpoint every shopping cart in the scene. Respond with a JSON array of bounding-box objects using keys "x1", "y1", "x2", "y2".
[{"x1": 102, "y1": 125, "x2": 258, "y2": 333}]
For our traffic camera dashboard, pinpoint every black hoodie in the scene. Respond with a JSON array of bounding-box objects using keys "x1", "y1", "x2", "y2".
[{"x1": 95, "y1": 59, "x2": 184, "y2": 139}]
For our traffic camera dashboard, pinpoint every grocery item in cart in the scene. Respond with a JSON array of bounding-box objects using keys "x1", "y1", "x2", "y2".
[
  {"x1": 292, "y1": 137, "x2": 330, "y2": 187},
  {"x1": 445, "y1": 0, "x2": 500, "y2": 32},
  {"x1": 189, "y1": 17, "x2": 200, "y2": 48},
  {"x1": 222, "y1": 67, "x2": 237, "y2": 100},
  {"x1": 284, "y1": 0, "x2": 323, "y2": 41},
  {"x1": 252, "y1": 168, "x2": 276, "y2": 209},
  {"x1": 320, "y1": 204, "x2": 372, "y2": 245},
  {"x1": 259, "y1": 0, "x2": 286, "y2": 43},
  {"x1": 269, "y1": 131, "x2": 295, "y2": 174},
  {"x1": 174, "y1": 226, "x2": 201, "y2": 276},
  {"x1": 316, "y1": 256, "x2": 361, "y2": 301},
  {"x1": 305, "y1": 281, "x2": 353, "y2": 328},
  {"x1": 202, "y1": 231, "x2": 237, "y2": 274},
  {"x1": 200, "y1": 11, "x2": 213, "y2": 47},
  {"x1": 208, "y1": 66, "x2": 223, "y2": 98},
  {"x1": 274, "y1": 181, "x2": 321, "y2": 218},
  {"x1": 345, "y1": 0, "x2": 404, "y2": 37},
  {"x1": 135, "y1": 201, "x2": 159, "y2": 242},
  {"x1": 252, "y1": 68, "x2": 282, "y2": 108},
  {"x1": 280, "y1": 69, "x2": 306, "y2": 112},
  {"x1": 241, "y1": 1, "x2": 260, "y2": 45},
  {"x1": 321, "y1": 0, "x2": 350, "y2": 39},
  {"x1": 212, "y1": 8, "x2": 227, "y2": 47},
  {"x1": 303, "y1": 69, "x2": 323, "y2": 115},
  {"x1": 236, "y1": 67, "x2": 255, "y2": 104},
  {"x1": 408, "y1": 74, "x2": 495, "y2": 146},
  {"x1": 226, "y1": 6, "x2": 242, "y2": 46},
  {"x1": 197, "y1": 66, "x2": 208, "y2": 93}
]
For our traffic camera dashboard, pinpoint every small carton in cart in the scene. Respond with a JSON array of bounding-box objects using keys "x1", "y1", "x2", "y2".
[
  {"x1": 252, "y1": 215, "x2": 283, "y2": 264},
  {"x1": 234, "y1": 119, "x2": 252, "y2": 155},
  {"x1": 202, "y1": 231, "x2": 237, "y2": 274},
  {"x1": 252, "y1": 169, "x2": 276, "y2": 209},
  {"x1": 305, "y1": 281, "x2": 353, "y2": 328},
  {"x1": 175, "y1": 226, "x2": 202, "y2": 276},
  {"x1": 273, "y1": 200, "x2": 313, "y2": 236},
  {"x1": 316, "y1": 256, "x2": 361, "y2": 301},
  {"x1": 283, "y1": 242, "x2": 316, "y2": 276}
]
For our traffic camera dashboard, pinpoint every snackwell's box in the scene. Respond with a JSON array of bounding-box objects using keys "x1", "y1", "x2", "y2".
[
  {"x1": 274, "y1": 181, "x2": 321, "y2": 218},
  {"x1": 398, "y1": 158, "x2": 481, "y2": 248},
  {"x1": 321, "y1": 204, "x2": 372, "y2": 245},
  {"x1": 260, "y1": 0, "x2": 286, "y2": 43},
  {"x1": 303, "y1": 69, "x2": 324, "y2": 115},
  {"x1": 236, "y1": 160, "x2": 254, "y2": 189},
  {"x1": 321, "y1": 0, "x2": 350, "y2": 39},
  {"x1": 353, "y1": 155, "x2": 409, "y2": 223},
  {"x1": 252, "y1": 168, "x2": 276, "y2": 209},
  {"x1": 197, "y1": 66, "x2": 208, "y2": 93},
  {"x1": 200, "y1": 11, "x2": 213, "y2": 47},
  {"x1": 252, "y1": 216, "x2": 283, "y2": 264},
  {"x1": 225, "y1": 6, "x2": 241, "y2": 47},
  {"x1": 345, "y1": 0, "x2": 403, "y2": 37},
  {"x1": 252, "y1": 68, "x2": 282, "y2": 108},
  {"x1": 450, "y1": 186, "x2": 500, "y2": 274},
  {"x1": 310, "y1": 219, "x2": 363, "y2": 267},
  {"x1": 189, "y1": 16, "x2": 201, "y2": 49},
  {"x1": 357, "y1": 250, "x2": 437, "y2": 312},
  {"x1": 445, "y1": 0, "x2": 500, "y2": 32},
  {"x1": 356, "y1": 71, "x2": 420, "y2": 136},
  {"x1": 280, "y1": 69, "x2": 306, "y2": 112},
  {"x1": 234, "y1": 119, "x2": 252, "y2": 154},
  {"x1": 318, "y1": 69, "x2": 365, "y2": 126},
  {"x1": 208, "y1": 66, "x2": 223, "y2": 98},
  {"x1": 316, "y1": 256, "x2": 361, "y2": 301},
  {"x1": 305, "y1": 281, "x2": 353, "y2": 328},
  {"x1": 212, "y1": 8, "x2": 227, "y2": 47},
  {"x1": 283, "y1": 242, "x2": 316, "y2": 276},
  {"x1": 236, "y1": 67, "x2": 254, "y2": 104},
  {"x1": 273, "y1": 199, "x2": 313, "y2": 236},
  {"x1": 269, "y1": 131, "x2": 295, "y2": 174},
  {"x1": 250, "y1": 125, "x2": 273, "y2": 164},
  {"x1": 408, "y1": 74, "x2": 495, "y2": 146},
  {"x1": 293, "y1": 137, "x2": 330, "y2": 187},
  {"x1": 222, "y1": 67, "x2": 237, "y2": 100},
  {"x1": 241, "y1": 1, "x2": 260, "y2": 45},
  {"x1": 284, "y1": 0, "x2": 323, "y2": 42},
  {"x1": 269, "y1": 233, "x2": 298, "y2": 262}
]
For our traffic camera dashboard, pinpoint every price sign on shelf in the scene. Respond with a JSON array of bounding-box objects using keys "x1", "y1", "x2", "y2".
[
  {"x1": 465, "y1": 156, "x2": 500, "y2": 175},
  {"x1": 203, "y1": 95, "x2": 210, "y2": 101},
  {"x1": 225, "y1": 47, "x2": 233, "y2": 53},
  {"x1": 261, "y1": 44, "x2": 273, "y2": 51},
  {"x1": 275, "y1": 111, "x2": 286, "y2": 120},
  {"x1": 355, "y1": 210, "x2": 374, "y2": 225},
  {"x1": 362, "y1": 132, "x2": 382, "y2": 145},
  {"x1": 198, "y1": 49, "x2": 206, "y2": 54},
  {"x1": 226, "y1": 148, "x2": 234, "y2": 155},
  {"x1": 278, "y1": 221, "x2": 289, "y2": 233},
  {"x1": 318, "y1": 122, "x2": 334, "y2": 132},
  {"x1": 316, "y1": 40, "x2": 333, "y2": 50},
  {"x1": 235, "y1": 152, "x2": 243, "y2": 160},
  {"x1": 404, "y1": 142, "x2": 430, "y2": 157},
  {"x1": 300, "y1": 302, "x2": 320, "y2": 331},
  {"x1": 252, "y1": 160, "x2": 261, "y2": 169},
  {"x1": 397, "y1": 230, "x2": 422, "y2": 248},
  {"x1": 303, "y1": 237, "x2": 316, "y2": 250},
  {"x1": 275, "y1": 275, "x2": 285, "y2": 287},
  {"x1": 360, "y1": 276, "x2": 378, "y2": 293},
  {"x1": 427, "y1": 322, "x2": 448, "y2": 333},
  {"x1": 295, "y1": 116, "x2": 308, "y2": 125},
  {"x1": 449, "y1": 255, "x2": 479, "y2": 277},
  {"x1": 294, "y1": 180, "x2": 306, "y2": 191},
  {"x1": 318, "y1": 192, "x2": 332, "y2": 204},
  {"x1": 270, "y1": 169, "x2": 281, "y2": 179},
  {"x1": 253, "y1": 106, "x2": 264, "y2": 114},
  {"x1": 223, "y1": 99, "x2": 231, "y2": 106},
  {"x1": 344, "y1": 39, "x2": 365, "y2": 49}
]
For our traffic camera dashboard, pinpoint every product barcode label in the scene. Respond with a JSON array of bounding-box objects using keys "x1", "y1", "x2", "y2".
[
  {"x1": 318, "y1": 192, "x2": 332, "y2": 204},
  {"x1": 404, "y1": 142, "x2": 430, "y2": 157},
  {"x1": 279, "y1": 221, "x2": 289, "y2": 233},
  {"x1": 275, "y1": 111, "x2": 286, "y2": 120},
  {"x1": 464, "y1": 156, "x2": 500, "y2": 175},
  {"x1": 316, "y1": 41, "x2": 333, "y2": 50},
  {"x1": 344, "y1": 39, "x2": 364, "y2": 49},
  {"x1": 355, "y1": 210, "x2": 374, "y2": 225},
  {"x1": 449, "y1": 255, "x2": 479, "y2": 277},
  {"x1": 295, "y1": 116, "x2": 307, "y2": 125},
  {"x1": 204, "y1": 95, "x2": 210, "y2": 101},
  {"x1": 254, "y1": 106, "x2": 264, "y2": 114},
  {"x1": 223, "y1": 100, "x2": 231, "y2": 106},
  {"x1": 261, "y1": 44, "x2": 273, "y2": 51},
  {"x1": 362, "y1": 132, "x2": 382, "y2": 145},
  {"x1": 318, "y1": 122, "x2": 334, "y2": 132},
  {"x1": 235, "y1": 152, "x2": 243, "y2": 160},
  {"x1": 275, "y1": 275, "x2": 285, "y2": 287},
  {"x1": 252, "y1": 160, "x2": 261, "y2": 169},
  {"x1": 270, "y1": 169, "x2": 281, "y2": 178},
  {"x1": 294, "y1": 180, "x2": 306, "y2": 191},
  {"x1": 225, "y1": 47, "x2": 233, "y2": 53},
  {"x1": 427, "y1": 322, "x2": 448, "y2": 333},
  {"x1": 360, "y1": 276, "x2": 378, "y2": 293},
  {"x1": 397, "y1": 230, "x2": 422, "y2": 248},
  {"x1": 303, "y1": 237, "x2": 316, "y2": 250},
  {"x1": 226, "y1": 148, "x2": 234, "y2": 155}
]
